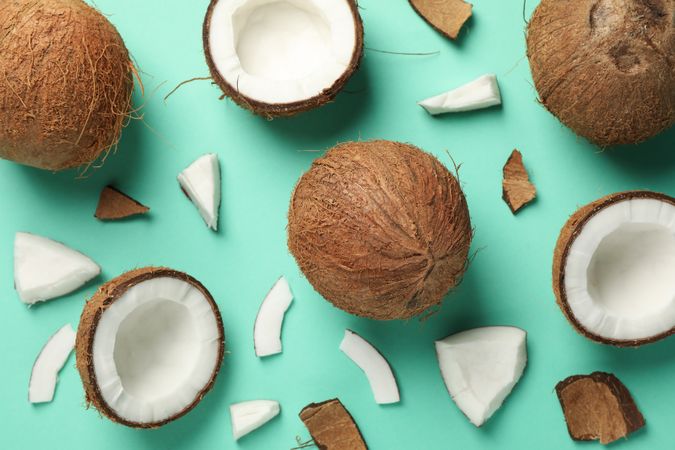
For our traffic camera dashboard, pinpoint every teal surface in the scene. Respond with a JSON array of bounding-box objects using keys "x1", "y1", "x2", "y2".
[{"x1": 1, "y1": 0, "x2": 674, "y2": 449}]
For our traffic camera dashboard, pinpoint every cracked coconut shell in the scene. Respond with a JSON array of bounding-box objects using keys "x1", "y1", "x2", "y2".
[
  {"x1": 0, "y1": 0, "x2": 133, "y2": 170},
  {"x1": 526, "y1": 0, "x2": 674, "y2": 146},
  {"x1": 300, "y1": 399, "x2": 367, "y2": 450},
  {"x1": 287, "y1": 140, "x2": 472, "y2": 320}
]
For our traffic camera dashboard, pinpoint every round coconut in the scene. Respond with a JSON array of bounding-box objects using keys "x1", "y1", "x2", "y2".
[
  {"x1": 0, "y1": 0, "x2": 133, "y2": 170},
  {"x1": 288, "y1": 140, "x2": 473, "y2": 320},
  {"x1": 526, "y1": 0, "x2": 674, "y2": 147}
]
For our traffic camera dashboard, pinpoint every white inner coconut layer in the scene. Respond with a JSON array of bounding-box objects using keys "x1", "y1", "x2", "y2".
[
  {"x1": 93, "y1": 277, "x2": 221, "y2": 424},
  {"x1": 208, "y1": 0, "x2": 357, "y2": 104},
  {"x1": 565, "y1": 198, "x2": 675, "y2": 340}
]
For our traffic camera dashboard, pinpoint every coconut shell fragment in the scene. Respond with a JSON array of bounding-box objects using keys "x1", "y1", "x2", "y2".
[
  {"x1": 409, "y1": 0, "x2": 472, "y2": 40},
  {"x1": 299, "y1": 399, "x2": 367, "y2": 450},
  {"x1": 502, "y1": 150, "x2": 536, "y2": 213},
  {"x1": 556, "y1": 372, "x2": 645, "y2": 444},
  {"x1": 95, "y1": 186, "x2": 149, "y2": 220}
]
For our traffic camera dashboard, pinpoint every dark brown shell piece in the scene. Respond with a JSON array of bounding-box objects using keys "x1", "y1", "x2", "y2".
[
  {"x1": 502, "y1": 149, "x2": 536, "y2": 213},
  {"x1": 95, "y1": 186, "x2": 149, "y2": 220},
  {"x1": 300, "y1": 398, "x2": 368, "y2": 450},
  {"x1": 409, "y1": 0, "x2": 473, "y2": 40}
]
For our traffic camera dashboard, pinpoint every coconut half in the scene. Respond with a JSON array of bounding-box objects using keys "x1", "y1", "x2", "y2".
[
  {"x1": 203, "y1": 0, "x2": 364, "y2": 117},
  {"x1": 254, "y1": 277, "x2": 293, "y2": 357},
  {"x1": 553, "y1": 191, "x2": 675, "y2": 346},
  {"x1": 29, "y1": 324, "x2": 76, "y2": 404},
  {"x1": 76, "y1": 267, "x2": 225, "y2": 427}
]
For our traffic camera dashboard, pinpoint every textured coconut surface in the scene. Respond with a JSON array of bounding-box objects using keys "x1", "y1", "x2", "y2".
[{"x1": 0, "y1": 0, "x2": 672, "y2": 449}]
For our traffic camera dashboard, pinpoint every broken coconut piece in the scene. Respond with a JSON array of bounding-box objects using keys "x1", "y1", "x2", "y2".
[
  {"x1": 230, "y1": 400, "x2": 280, "y2": 440},
  {"x1": 14, "y1": 232, "x2": 101, "y2": 304},
  {"x1": 339, "y1": 330, "x2": 399, "y2": 404},
  {"x1": 502, "y1": 149, "x2": 536, "y2": 213},
  {"x1": 435, "y1": 326, "x2": 527, "y2": 427},
  {"x1": 254, "y1": 277, "x2": 293, "y2": 357},
  {"x1": 419, "y1": 74, "x2": 501, "y2": 115},
  {"x1": 556, "y1": 372, "x2": 645, "y2": 444},
  {"x1": 95, "y1": 186, "x2": 149, "y2": 220},
  {"x1": 178, "y1": 153, "x2": 221, "y2": 231},
  {"x1": 553, "y1": 191, "x2": 675, "y2": 346},
  {"x1": 29, "y1": 324, "x2": 76, "y2": 404},
  {"x1": 299, "y1": 398, "x2": 367, "y2": 450},
  {"x1": 409, "y1": 0, "x2": 472, "y2": 40},
  {"x1": 75, "y1": 267, "x2": 225, "y2": 428}
]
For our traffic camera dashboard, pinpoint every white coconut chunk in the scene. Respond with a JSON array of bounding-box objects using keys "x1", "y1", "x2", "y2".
[
  {"x1": 339, "y1": 329, "x2": 400, "y2": 404},
  {"x1": 178, "y1": 153, "x2": 221, "y2": 230},
  {"x1": 435, "y1": 326, "x2": 527, "y2": 427},
  {"x1": 419, "y1": 74, "x2": 501, "y2": 115},
  {"x1": 14, "y1": 232, "x2": 101, "y2": 304},
  {"x1": 29, "y1": 324, "x2": 76, "y2": 403},
  {"x1": 564, "y1": 198, "x2": 675, "y2": 341},
  {"x1": 230, "y1": 400, "x2": 280, "y2": 440},
  {"x1": 254, "y1": 277, "x2": 293, "y2": 357}
]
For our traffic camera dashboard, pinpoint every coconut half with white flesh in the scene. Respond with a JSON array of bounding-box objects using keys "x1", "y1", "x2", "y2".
[
  {"x1": 230, "y1": 400, "x2": 280, "y2": 440},
  {"x1": 29, "y1": 324, "x2": 76, "y2": 404},
  {"x1": 203, "y1": 0, "x2": 364, "y2": 117},
  {"x1": 254, "y1": 277, "x2": 293, "y2": 357},
  {"x1": 178, "y1": 153, "x2": 221, "y2": 231},
  {"x1": 76, "y1": 267, "x2": 225, "y2": 428},
  {"x1": 554, "y1": 191, "x2": 675, "y2": 346}
]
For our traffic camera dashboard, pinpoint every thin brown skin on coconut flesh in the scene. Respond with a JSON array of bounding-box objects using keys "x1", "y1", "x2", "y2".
[
  {"x1": 75, "y1": 267, "x2": 225, "y2": 428},
  {"x1": 299, "y1": 399, "x2": 368, "y2": 450},
  {"x1": 202, "y1": 0, "x2": 364, "y2": 118},
  {"x1": 556, "y1": 372, "x2": 645, "y2": 444},
  {"x1": 287, "y1": 140, "x2": 472, "y2": 320},
  {"x1": 526, "y1": 0, "x2": 675, "y2": 147},
  {"x1": 502, "y1": 149, "x2": 536, "y2": 213},
  {"x1": 409, "y1": 0, "x2": 473, "y2": 40},
  {"x1": 95, "y1": 186, "x2": 149, "y2": 220},
  {"x1": 552, "y1": 190, "x2": 675, "y2": 347},
  {"x1": 0, "y1": 0, "x2": 134, "y2": 170}
]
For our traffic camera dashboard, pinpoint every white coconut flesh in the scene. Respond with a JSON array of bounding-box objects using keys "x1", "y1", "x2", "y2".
[
  {"x1": 564, "y1": 198, "x2": 675, "y2": 341},
  {"x1": 254, "y1": 276, "x2": 293, "y2": 357},
  {"x1": 230, "y1": 400, "x2": 280, "y2": 440},
  {"x1": 92, "y1": 276, "x2": 222, "y2": 424},
  {"x1": 418, "y1": 74, "x2": 501, "y2": 115},
  {"x1": 207, "y1": 0, "x2": 357, "y2": 104},
  {"x1": 29, "y1": 324, "x2": 76, "y2": 403},
  {"x1": 178, "y1": 153, "x2": 221, "y2": 231}
]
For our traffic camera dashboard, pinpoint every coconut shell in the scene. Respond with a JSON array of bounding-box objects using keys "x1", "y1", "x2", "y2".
[
  {"x1": 95, "y1": 185, "x2": 149, "y2": 220},
  {"x1": 75, "y1": 267, "x2": 225, "y2": 428},
  {"x1": 202, "y1": 0, "x2": 364, "y2": 118},
  {"x1": 287, "y1": 140, "x2": 472, "y2": 320},
  {"x1": 553, "y1": 190, "x2": 675, "y2": 346},
  {"x1": 502, "y1": 149, "x2": 536, "y2": 213},
  {"x1": 409, "y1": 0, "x2": 473, "y2": 40},
  {"x1": 299, "y1": 399, "x2": 368, "y2": 450},
  {"x1": 526, "y1": 0, "x2": 675, "y2": 146}
]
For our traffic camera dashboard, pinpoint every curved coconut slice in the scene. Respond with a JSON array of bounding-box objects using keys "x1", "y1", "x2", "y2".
[
  {"x1": 76, "y1": 267, "x2": 225, "y2": 428},
  {"x1": 254, "y1": 277, "x2": 293, "y2": 357},
  {"x1": 15, "y1": 232, "x2": 101, "y2": 304},
  {"x1": 435, "y1": 326, "x2": 527, "y2": 427},
  {"x1": 419, "y1": 74, "x2": 501, "y2": 115},
  {"x1": 339, "y1": 330, "x2": 399, "y2": 405},
  {"x1": 29, "y1": 324, "x2": 76, "y2": 404},
  {"x1": 230, "y1": 400, "x2": 280, "y2": 440},
  {"x1": 203, "y1": 0, "x2": 364, "y2": 117},
  {"x1": 553, "y1": 191, "x2": 675, "y2": 346},
  {"x1": 178, "y1": 153, "x2": 221, "y2": 230}
]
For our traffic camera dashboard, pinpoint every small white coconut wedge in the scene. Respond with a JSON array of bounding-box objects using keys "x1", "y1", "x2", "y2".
[
  {"x1": 340, "y1": 329, "x2": 400, "y2": 404},
  {"x1": 178, "y1": 153, "x2": 221, "y2": 230},
  {"x1": 419, "y1": 74, "x2": 501, "y2": 115},
  {"x1": 435, "y1": 326, "x2": 527, "y2": 426},
  {"x1": 254, "y1": 277, "x2": 293, "y2": 357},
  {"x1": 29, "y1": 324, "x2": 76, "y2": 403},
  {"x1": 230, "y1": 400, "x2": 280, "y2": 440},
  {"x1": 15, "y1": 232, "x2": 101, "y2": 304}
]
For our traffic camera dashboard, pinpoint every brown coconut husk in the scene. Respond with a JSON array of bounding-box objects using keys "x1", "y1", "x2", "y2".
[
  {"x1": 202, "y1": 0, "x2": 364, "y2": 118},
  {"x1": 409, "y1": 0, "x2": 472, "y2": 40},
  {"x1": 502, "y1": 149, "x2": 536, "y2": 213},
  {"x1": 0, "y1": 0, "x2": 134, "y2": 170},
  {"x1": 299, "y1": 399, "x2": 368, "y2": 450},
  {"x1": 553, "y1": 191, "x2": 675, "y2": 346},
  {"x1": 526, "y1": 0, "x2": 674, "y2": 147},
  {"x1": 95, "y1": 185, "x2": 149, "y2": 220},
  {"x1": 75, "y1": 267, "x2": 225, "y2": 428},
  {"x1": 287, "y1": 140, "x2": 472, "y2": 321}
]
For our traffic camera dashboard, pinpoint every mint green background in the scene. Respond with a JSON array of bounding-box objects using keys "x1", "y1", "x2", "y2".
[{"x1": 1, "y1": 0, "x2": 673, "y2": 449}]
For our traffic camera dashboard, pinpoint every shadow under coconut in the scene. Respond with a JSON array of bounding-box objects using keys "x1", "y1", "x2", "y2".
[
  {"x1": 583, "y1": 333, "x2": 675, "y2": 374},
  {"x1": 603, "y1": 126, "x2": 675, "y2": 176}
]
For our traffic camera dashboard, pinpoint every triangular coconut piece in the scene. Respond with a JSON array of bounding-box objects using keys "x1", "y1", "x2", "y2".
[
  {"x1": 95, "y1": 185, "x2": 149, "y2": 220},
  {"x1": 409, "y1": 0, "x2": 472, "y2": 40},
  {"x1": 502, "y1": 149, "x2": 536, "y2": 213},
  {"x1": 29, "y1": 324, "x2": 75, "y2": 403},
  {"x1": 230, "y1": 400, "x2": 280, "y2": 440},
  {"x1": 178, "y1": 153, "x2": 221, "y2": 230},
  {"x1": 435, "y1": 326, "x2": 527, "y2": 427},
  {"x1": 419, "y1": 74, "x2": 501, "y2": 115},
  {"x1": 14, "y1": 232, "x2": 101, "y2": 304}
]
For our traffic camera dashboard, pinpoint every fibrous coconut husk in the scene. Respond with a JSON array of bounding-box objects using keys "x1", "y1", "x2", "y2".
[
  {"x1": 409, "y1": 0, "x2": 472, "y2": 40},
  {"x1": 299, "y1": 399, "x2": 367, "y2": 450},
  {"x1": 95, "y1": 186, "x2": 149, "y2": 220},
  {"x1": 502, "y1": 149, "x2": 536, "y2": 213}
]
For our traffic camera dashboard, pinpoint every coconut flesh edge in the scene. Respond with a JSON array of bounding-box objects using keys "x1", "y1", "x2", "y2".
[
  {"x1": 254, "y1": 276, "x2": 293, "y2": 357},
  {"x1": 207, "y1": 0, "x2": 357, "y2": 105},
  {"x1": 563, "y1": 198, "x2": 675, "y2": 341},
  {"x1": 92, "y1": 276, "x2": 222, "y2": 424}
]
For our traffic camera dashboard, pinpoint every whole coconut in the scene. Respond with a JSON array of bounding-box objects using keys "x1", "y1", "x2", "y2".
[
  {"x1": 0, "y1": 0, "x2": 134, "y2": 170},
  {"x1": 526, "y1": 0, "x2": 674, "y2": 147},
  {"x1": 288, "y1": 140, "x2": 472, "y2": 320}
]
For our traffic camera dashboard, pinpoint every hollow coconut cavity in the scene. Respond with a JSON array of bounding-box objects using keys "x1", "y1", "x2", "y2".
[
  {"x1": 203, "y1": 0, "x2": 363, "y2": 117},
  {"x1": 76, "y1": 267, "x2": 225, "y2": 427},
  {"x1": 553, "y1": 191, "x2": 675, "y2": 346}
]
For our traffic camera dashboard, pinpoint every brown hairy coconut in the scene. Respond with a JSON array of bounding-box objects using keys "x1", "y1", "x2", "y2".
[
  {"x1": 526, "y1": 0, "x2": 674, "y2": 147},
  {"x1": 0, "y1": 0, "x2": 134, "y2": 170},
  {"x1": 76, "y1": 267, "x2": 225, "y2": 428},
  {"x1": 288, "y1": 140, "x2": 472, "y2": 320}
]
